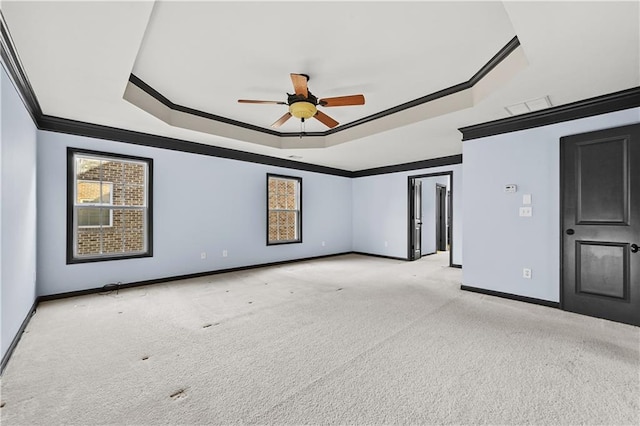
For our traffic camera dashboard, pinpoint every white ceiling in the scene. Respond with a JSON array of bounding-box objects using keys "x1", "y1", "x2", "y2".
[{"x1": 2, "y1": 1, "x2": 639, "y2": 171}]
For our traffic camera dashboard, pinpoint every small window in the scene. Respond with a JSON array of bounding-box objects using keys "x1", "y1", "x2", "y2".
[
  {"x1": 68, "y1": 148, "x2": 153, "y2": 263},
  {"x1": 267, "y1": 174, "x2": 302, "y2": 245}
]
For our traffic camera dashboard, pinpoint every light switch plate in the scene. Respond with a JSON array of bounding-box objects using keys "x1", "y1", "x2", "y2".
[{"x1": 523, "y1": 194, "x2": 532, "y2": 205}]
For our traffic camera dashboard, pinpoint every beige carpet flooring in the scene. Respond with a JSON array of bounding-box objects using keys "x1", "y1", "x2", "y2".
[{"x1": 1, "y1": 253, "x2": 638, "y2": 425}]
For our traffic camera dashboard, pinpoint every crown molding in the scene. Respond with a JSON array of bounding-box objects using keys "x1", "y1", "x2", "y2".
[
  {"x1": 129, "y1": 37, "x2": 521, "y2": 139},
  {"x1": 128, "y1": 74, "x2": 292, "y2": 138},
  {"x1": 0, "y1": 10, "x2": 43, "y2": 125},
  {"x1": 352, "y1": 154, "x2": 462, "y2": 178},
  {"x1": 40, "y1": 114, "x2": 463, "y2": 178},
  {"x1": 38, "y1": 115, "x2": 353, "y2": 177},
  {"x1": 459, "y1": 86, "x2": 640, "y2": 141},
  {"x1": 328, "y1": 36, "x2": 521, "y2": 136}
]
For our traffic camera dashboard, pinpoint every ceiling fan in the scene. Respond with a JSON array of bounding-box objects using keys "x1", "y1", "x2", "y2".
[{"x1": 238, "y1": 73, "x2": 365, "y2": 129}]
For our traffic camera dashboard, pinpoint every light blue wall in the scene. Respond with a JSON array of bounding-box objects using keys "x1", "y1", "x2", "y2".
[
  {"x1": 36, "y1": 131, "x2": 353, "y2": 296},
  {"x1": 462, "y1": 107, "x2": 640, "y2": 302},
  {"x1": 352, "y1": 164, "x2": 462, "y2": 264},
  {"x1": 421, "y1": 175, "x2": 449, "y2": 256},
  {"x1": 1, "y1": 66, "x2": 37, "y2": 360}
]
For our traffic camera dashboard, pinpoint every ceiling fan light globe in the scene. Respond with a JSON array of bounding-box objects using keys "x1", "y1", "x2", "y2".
[{"x1": 289, "y1": 101, "x2": 317, "y2": 120}]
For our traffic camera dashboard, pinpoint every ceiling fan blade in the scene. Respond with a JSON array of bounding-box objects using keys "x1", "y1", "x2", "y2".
[
  {"x1": 319, "y1": 94, "x2": 365, "y2": 107},
  {"x1": 314, "y1": 110, "x2": 339, "y2": 128},
  {"x1": 271, "y1": 112, "x2": 292, "y2": 128},
  {"x1": 290, "y1": 73, "x2": 309, "y2": 98},
  {"x1": 238, "y1": 99, "x2": 287, "y2": 105}
]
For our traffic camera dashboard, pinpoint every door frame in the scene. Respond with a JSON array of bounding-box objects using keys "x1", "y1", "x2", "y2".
[
  {"x1": 559, "y1": 136, "x2": 567, "y2": 309},
  {"x1": 407, "y1": 171, "x2": 454, "y2": 267},
  {"x1": 412, "y1": 179, "x2": 423, "y2": 260},
  {"x1": 436, "y1": 183, "x2": 447, "y2": 251}
]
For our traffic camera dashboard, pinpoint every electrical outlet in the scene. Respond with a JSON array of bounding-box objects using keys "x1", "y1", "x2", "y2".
[
  {"x1": 519, "y1": 207, "x2": 532, "y2": 217},
  {"x1": 222, "y1": 250, "x2": 228, "y2": 258},
  {"x1": 200, "y1": 252, "x2": 207, "y2": 259},
  {"x1": 523, "y1": 268, "x2": 532, "y2": 279}
]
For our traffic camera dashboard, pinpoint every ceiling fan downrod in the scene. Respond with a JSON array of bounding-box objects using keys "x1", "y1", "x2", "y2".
[{"x1": 300, "y1": 117, "x2": 306, "y2": 138}]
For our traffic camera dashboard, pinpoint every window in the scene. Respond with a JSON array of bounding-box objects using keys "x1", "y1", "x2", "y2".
[
  {"x1": 68, "y1": 148, "x2": 153, "y2": 263},
  {"x1": 267, "y1": 174, "x2": 301, "y2": 245}
]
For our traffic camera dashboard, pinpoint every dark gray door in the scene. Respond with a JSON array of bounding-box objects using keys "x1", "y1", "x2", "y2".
[
  {"x1": 561, "y1": 123, "x2": 639, "y2": 326},
  {"x1": 436, "y1": 184, "x2": 447, "y2": 251}
]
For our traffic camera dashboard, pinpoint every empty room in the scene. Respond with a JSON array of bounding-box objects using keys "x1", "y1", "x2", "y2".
[{"x1": 1, "y1": 1, "x2": 638, "y2": 424}]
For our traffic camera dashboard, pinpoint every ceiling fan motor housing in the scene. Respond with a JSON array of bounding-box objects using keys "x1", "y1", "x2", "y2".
[{"x1": 288, "y1": 91, "x2": 318, "y2": 119}]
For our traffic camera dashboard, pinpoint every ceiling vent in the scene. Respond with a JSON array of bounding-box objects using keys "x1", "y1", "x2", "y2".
[{"x1": 505, "y1": 96, "x2": 552, "y2": 116}]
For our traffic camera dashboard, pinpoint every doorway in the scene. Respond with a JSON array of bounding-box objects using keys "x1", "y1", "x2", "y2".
[
  {"x1": 408, "y1": 171, "x2": 454, "y2": 267},
  {"x1": 560, "y1": 123, "x2": 639, "y2": 326}
]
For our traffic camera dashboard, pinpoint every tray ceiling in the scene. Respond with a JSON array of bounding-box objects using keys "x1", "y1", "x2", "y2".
[{"x1": 1, "y1": 1, "x2": 638, "y2": 171}]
